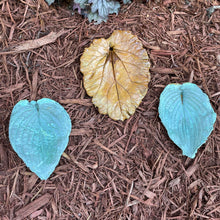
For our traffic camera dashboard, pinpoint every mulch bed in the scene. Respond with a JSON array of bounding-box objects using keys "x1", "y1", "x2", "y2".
[{"x1": 0, "y1": 0, "x2": 219, "y2": 219}]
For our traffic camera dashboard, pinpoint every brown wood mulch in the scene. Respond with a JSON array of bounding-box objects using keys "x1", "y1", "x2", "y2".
[{"x1": 0, "y1": 0, "x2": 219, "y2": 219}]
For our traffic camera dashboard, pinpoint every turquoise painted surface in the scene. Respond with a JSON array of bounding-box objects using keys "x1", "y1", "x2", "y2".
[
  {"x1": 9, "y1": 98, "x2": 72, "y2": 180},
  {"x1": 45, "y1": 0, "x2": 55, "y2": 5},
  {"x1": 159, "y1": 83, "x2": 216, "y2": 158}
]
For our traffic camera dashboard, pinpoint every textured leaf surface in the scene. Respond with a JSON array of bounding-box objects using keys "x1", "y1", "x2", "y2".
[
  {"x1": 159, "y1": 83, "x2": 216, "y2": 158},
  {"x1": 74, "y1": 0, "x2": 88, "y2": 9},
  {"x1": 74, "y1": 0, "x2": 122, "y2": 23},
  {"x1": 89, "y1": 0, "x2": 120, "y2": 19},
  {"x1": 9, "y1": 98, "x2": 72, "y2": 180},
  {"x1": 80, "y1": 30, "x2": 151, "y2": 120}
]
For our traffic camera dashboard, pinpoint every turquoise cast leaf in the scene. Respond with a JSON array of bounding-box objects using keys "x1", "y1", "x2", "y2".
[
  {"x1": 159, "y1": 83, "x2": 216, "y2": 158},
  {"x1": 9, "y1": 98, "x2": 72, "y2": 180}
]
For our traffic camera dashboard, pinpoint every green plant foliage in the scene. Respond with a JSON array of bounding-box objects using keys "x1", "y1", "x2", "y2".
[{"x1": 73, "y1": 0, "x2": 130, "y2": 24}]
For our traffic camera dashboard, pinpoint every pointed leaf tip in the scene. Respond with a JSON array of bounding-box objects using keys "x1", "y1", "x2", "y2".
[
  {"x1": 9, "y1": 98, "x2": 72, "y2": 180},
  {"x1": 159, "y1": 83, "x2": 216, "y2": 158}
]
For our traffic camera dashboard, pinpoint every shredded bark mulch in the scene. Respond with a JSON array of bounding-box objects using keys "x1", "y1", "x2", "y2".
[{"x1": 0, "y1": 0, "x2": 219, "y2": 219}]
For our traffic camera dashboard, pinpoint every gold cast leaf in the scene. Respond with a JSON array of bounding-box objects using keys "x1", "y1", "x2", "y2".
[{"x1": 80, "y1": 30, "x2": 151, "y2": 121}]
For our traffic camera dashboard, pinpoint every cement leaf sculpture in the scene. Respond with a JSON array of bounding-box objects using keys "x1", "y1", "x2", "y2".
[
  {"x1": 80, "y1": 30, "x2": 151, "y2": 120},
  {"x1": 9, "y1": 98, "x2": 72, "y2": 180},
  {"x1": 159, "y1": 83, "x2": 216, "y2": 158}
]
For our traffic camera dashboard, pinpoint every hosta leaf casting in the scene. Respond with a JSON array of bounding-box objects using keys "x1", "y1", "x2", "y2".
[
  {"x1": 80, "y1": 30, "x2": 151, "y2": 121},
  {"x1": 159, "y1": 83, "x2": 216, "y2": 158},
  {"x1": 9, "y1": 98, "x2": 72, "y2": 180}
]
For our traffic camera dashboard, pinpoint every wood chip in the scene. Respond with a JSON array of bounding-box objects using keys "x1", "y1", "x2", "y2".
[
  {"x1": 186, "y1": 164, "x2": 199, "y2": 178},
  {"x1": 0, "y1": 144, "x2": 8, "y2": 169},
  {"x1": 15, "y1": 194, "x2": 52, "y2": 220},
  {"x1": 70, "y1": 128, "x2": 92, "y2": 136},
  {"x1": 144, "y1": 189, "x2": 157, "y2": 199},
  {"x1": 1, "y1": 83, "x2": 24, "y2": 93},
  {"x1": 151, "y1": 49, "x2": 179, "y2": 56},
  {"x1": 150, "y1": 67, "x2": 179, "y2": 74},
  {"x1": 30, "y1": 209, "x2": 43, "y2": 218},
  {"x1": 59, "y1": 99, "x2": 92, "y2": 106},
  {"x1": 94, "y1": 139, "x2": 118, "y2": 156},
  {"x1": 62, "y1": 152, "x2": 89, "y2": 173},
  {"x1": 167, "y1": 30, "x2": 186, "y2": 35},
  {"x1": 0, "y1": 30, "x2": 67, "y2": 55},
  {"x1": 30, "y1": 69, "x2": 38, "y2": 100}
]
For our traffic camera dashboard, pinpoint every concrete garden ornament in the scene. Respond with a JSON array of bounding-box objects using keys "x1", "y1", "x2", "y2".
[
  {"x1": 159, "y1": 83, "x2": 216, "y2": 158},
  {"x1": 9, "y1": 98, "x2": 71, "y2": 180},
  {"x1": 80, "y1": 30, "x2": 151, "y2": 121}
]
